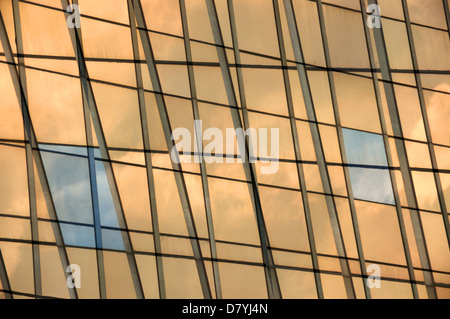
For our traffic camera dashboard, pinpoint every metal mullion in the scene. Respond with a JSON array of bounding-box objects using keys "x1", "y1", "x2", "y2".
[
  {"x1": 0, "y1": 9, "x2": 78, "y2": 299},
  {"x1": 61, "y1": 0, "x2": 145, "y2": 299},
  {"x1": 11, "y1": 0, "x2": 42, "y2": 297},
  {"x1": 284, "y1": 0, "x2": 373, "y2": 299},
  {"x1": 359, "y1": 0, "x2": 419, "y2": 299},
  {"x1": 178, "y1": 0, "x2": 222, "y2": 299},
  {"x1": 444, "y1": 0, "x2": 450, "y2": 38},
  {"x1": 65, "y1": 0, "x2": 107, "y2": 299},
  {"x1": 284, "y1": 0, "x2": 355, "y2": 299},
  {"x1": 131, "y1": 0, "x2": 212, "y2": 299},
  {"x1": 315, "y1": 0, "x2": 376, "y2": 299},
  {"x1": 82, "y1": 91, "x2": 107, "y2": 299},
  {"x1": 368, "y1": 0, "x2": 437, "y2": 299},
  {"x1": 271, "y1": 0, "x2": 324, "y2": 299},
  {"x1": 126, "y1": 0, "x2": 166, "y2": 299},
  {"x1": 214, "y1": 0, "x2": 281, "y2": 299},
  {"x1": 400, "y1": 0, "x2": 450, "y2": 248},
  {"x1": 0, "y1": 247, "x2": 12, "y2": 299}
]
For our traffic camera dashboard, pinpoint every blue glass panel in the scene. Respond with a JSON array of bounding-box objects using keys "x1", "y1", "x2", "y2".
[
  {"x1": 348, "y1": 167, "x2": 395, "y2": 205},
  {"x1": 101, "y1": 229, "x2": 125, "y2": 250},
  {"x1": 41, "y1": 144, "x2": 124, "y2": 250},
  {"x1": 342, "y1": 128, "x2": 388, "y2": 167},
  {"x1": 40, "y1": 144, "x2": 88, "y2": 157},
  {"x1": 41, "y1": 147, "x2": 93, "y2": 224},
  {"x1": 60, "y1": 223, "x2": 96, "y2": 248},
  {"x1": 94, "y1": 147, "x2": 102, "y2": 158},
  {"x1": 342, "y1": 129, "x2": 394, "y2": 205},
  {"x1": 95, "y1": 160, "x2": 120, "y2": 228}
]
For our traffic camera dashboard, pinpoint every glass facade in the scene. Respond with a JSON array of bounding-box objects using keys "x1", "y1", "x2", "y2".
[{"x1": 0, "y1": 0, "x2": 449, "y2": 299}]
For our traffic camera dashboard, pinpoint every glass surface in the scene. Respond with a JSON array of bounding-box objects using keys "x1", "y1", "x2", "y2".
[
  {"x1": 0, "y1": 0, "x2": 448, "y2": 299},
  {"x1": 355, "y1": 200, "x2": 407, "y2": 265},
  {"x1": 342, "y1": 129, "x2": 395, "y2": 204}
]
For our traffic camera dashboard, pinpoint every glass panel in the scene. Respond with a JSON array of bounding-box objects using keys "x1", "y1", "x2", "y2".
[
  {"x1": 319, "y1": 125, "x2": 342, "y2": 163},
  {"x1": 40, "y1": 147, "x2": 93, "y2": 224},
  {"x1": 323, "y1": 0, "x2": 360, "y2": 10},
  {"x1": 323, "y1": 6, "x2": 370, "y2": 68},
  {"x1": 420, "y1": 211, "x2": 450, "y2": 272},
  {"x1": 80, "y1": 18, "x2": 133, "y2": 59},
  {"x1": 101, "y1": 229, "x2": 125, "y2": 251},
  {"x1": 219, "y1": 262, "x2": 268, "y2": 299},
  {"x1": 335, "y1": 198, "x2": 358, "y2": 259},
  {"x1": 163, "y1": 257, "x2": 204, "y2": 299},
  {"x1": 161, "y1": 236, "x2": 194, "y2": 257},
  {"x1": 320, "y1": 274, "x2": 348, "y2": 299},
  {"x1": 342, "y1": 128, "x2": 395, "y2": 205},
  {"x1": 141, "y1": 0, "x2": 183, "y2": 36},
  {"x1": 20, "y1": 2, "x2": 74, "y2": 57},
  {"x1": 234, "y1": 0, "x2": 280, "y2": 57},
  {"x1": 277, "y1": 269, "x2": 317, "y2": 299},
  {"x1": 307, "y1": 71, "x2": 335, "y2": 125},
  {"x1": 0, "y1": 145, "x2": 29, "y2": 217},
  {"x1": 185, "y1": 0, "x2": 215, "y2": 43},
  {"x1": 104, "y1": 251, "x2": 137, "y2": 299},
  {"x1": 38, "y1": 221, "x2": 56, "y2": 243},
  {"x1": 0, "y1": 242, "x2": 34, "y2": 294},
  {"x1": 369, "y1": 280, "x2": 414, "y2": 299},
  {"x1": 135, "y1": 254, "x2": 159, "y2": 299},
  {"x1": 0, "y1": 217, "x2": 31, "y2": 241},
  {"x1": 0, "y1": 63, "x2": 24, "y2": 140},
  {"x1": 413, "y1": 26, "x2": 450, "y2": 71},
  {"x1": 209, "y1": 178, "x2": 260, "y2": 245},
  {"x1": 328, "y1": 166, "x2": 348, "y2": 197},
  {"x1": 243, "y1": 68, "x2": 288, "y2": 116},
  {"x1": 216, "y1": 242, "x2": 263, "y2": 264},
  {"x1": 60, "y1": 224, "x2": 96, "y2": 248},
  {"x1": 382, "y1": 19, "x2": 413, "y2": 69},
  {"x1": 424, "y1": 90, "x2": 450, "y2": 146},
  {"x1": 40, "y1": 245, "x2": 70, "y2": 298},
  {"x1": 78, "y1": 0, "x2": 130, "y2": 24},
  {"x1": 355, "y1": 200, "x2": 407, "y2": 265},
  {"x1": 259, "y1": 186, "x2": 310, "y2": 252},
  {"x1": 66, "y1": 247, "x2": 100, "y2": 299},
  {"x1": 296, "y1": 121, "x2": 317, "y2": 162},
  {"x1": 130, "y1": 233, "x2": 154, "y2": 253},
  {"x1": 308, "y1": 193, "x2": 338, "y2": 255},
  {"x1": 194, "y1": 66, "x2": 229, "y2": 105},
  {"x1": 412, "y1": 171, "x2": 440, "y2": 212},
  {"x1": 93, "y1": 82, "x2": 144, "y2": 149},
  {"x1": 292, "y1": 0, "x2": 326, "y2": 67},
  {"x1": 407, "y1": 0, "x2": 447, "y2": 29},
  {"x1": 112, "y1": 164, "x2": 152, "y2": 232},
  {"x1": 273, "y1": 251, "x2": 312, "y2": 268},
  {"x1": 377, "y1": 0, "x2": 405, "y2": 20},
  {"x1": 248, "y1": 112, "x2": 295, "y2": 160},
  {"x1": 86, "y1": 61, "x2": 136, "y2": 88},
  {"x1": 334, "y1": 72, "x2": 381, "y2": 133},
  {"x1": 405, "y1": 141, "x2": 432, "y2": 169},
  {"x1": 153, "y1": 169, "x2": 189, "y2": 236},
  {"x1": 304, "y1": 164, "x2": 324, "y2": 193},
  {"x1": 157, "y1": 65, "x2": 190, "y2": 98},
  {"x1": 27, "y1": 69, "x2": 86, "y2": 145},
  {"x1": 256, "y1": 162, "x2": 300, "y2": 190}
]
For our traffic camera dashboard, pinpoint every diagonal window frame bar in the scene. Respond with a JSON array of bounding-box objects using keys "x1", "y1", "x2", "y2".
[
  {"x1": 206, "y1": 0, "x2": 282, "y2": 299},
  {"x1": 60, "y1": 0, "x2": 145, "y2": 299},
  {"x1": 126, "y1": 0, "x2": 166, "y2": 299},
  {"x1": 358, "y1": 0, "x2": 420, "y2": 299},
  {"x1": 131, "y1": 0, "x2": 213, "y2": 299},
  {"x1": 283, "y1": 0, "x2": 356, "y2": 299},
  {"x1": 368, "y1": 0, "x2": 438, "y2": 299},
  {"x1": 0, "y1": 7, "x2": 79, "y2": 299}
]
